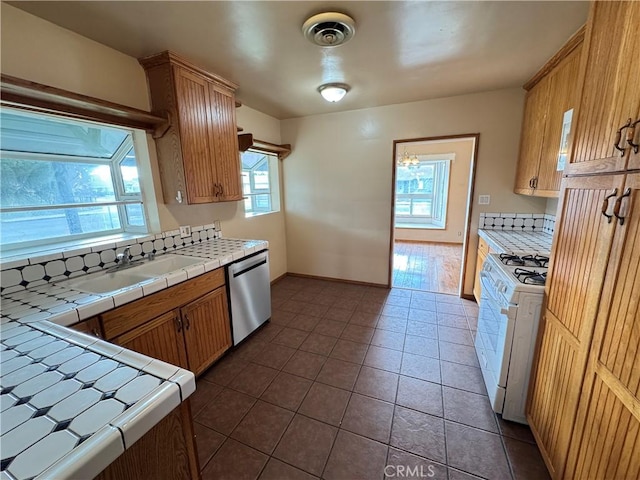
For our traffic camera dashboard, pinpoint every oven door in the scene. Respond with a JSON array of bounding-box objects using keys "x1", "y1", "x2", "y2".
[{"x1": 475, "y1": 270, "x2": 517, "y2": 412}]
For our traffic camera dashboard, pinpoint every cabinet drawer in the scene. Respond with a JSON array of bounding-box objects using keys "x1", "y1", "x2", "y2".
[{"x1": 102, "y1": 267, "x2": 225, "y2": 340}]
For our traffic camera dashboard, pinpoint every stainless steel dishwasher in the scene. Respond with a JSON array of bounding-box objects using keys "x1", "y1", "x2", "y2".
[{"x1": 226, "y1": 249, "x2": 271, "y2": 345}]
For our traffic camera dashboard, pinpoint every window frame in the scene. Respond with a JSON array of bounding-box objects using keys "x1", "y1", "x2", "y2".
[
  {"x1": 241, "y1": 148, "x2": 280, "y2": 218},
  {"x1": 0, "y1": 107, "x2": 149, "y2": 252},
  {"x1": 395, "y1": 157, "x2": 452, "y2": 229}
]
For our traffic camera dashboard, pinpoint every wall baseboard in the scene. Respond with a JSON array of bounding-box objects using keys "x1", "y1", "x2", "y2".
[
  {"x1": 270, "y1": 272, "x2": 288, "y2": 285},
  {"x1": 277, "y1": 272, "x2": 388, "y2": 289}
]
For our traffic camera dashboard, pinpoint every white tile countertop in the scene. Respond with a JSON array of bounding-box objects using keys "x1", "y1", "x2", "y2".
[
  {"x1": 0, "y1": 237, "x2": 268, "y2": 479},
  {"x1": 1, "y1": 238, "x2": 268, "y2": 327},
  {"x1": 0, "y1": 319, "x2": 195, "y2": 479},
  {"x1": 478, "y1": 229, "x2": 553, "y2": 255}
]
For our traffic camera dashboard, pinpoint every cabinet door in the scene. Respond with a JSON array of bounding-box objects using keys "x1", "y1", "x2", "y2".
[
  {"x1": 536, "y1": 44, "x2": 582, "y2": 195},
  {"x1": 527, "y1": 174, "x2": 624, "y2": 477},
  {"x1": 182, "y1": 287, "x2": 232, "y2": 376},
  {"x1": 208, "y1": 83, "x2": 243, "y2": 201},
  {"x1": 514, "y1": 78, "x2": 550, "y2": 194},
  {"x1": 570, "y1": 2, "x2": 640, "y2": 174},
  {"x1": 69, "y1": 316, "x2": 104, "y2": 339},
  {"x1": 112, "y1": 310, "x2": 189, "y2": 370},
  {"x1": 564, "y1": 173, "x2": 640, "y2": 479},
  {"x1": 174, "y1": 67, "x2": 218, "y2": 204}
]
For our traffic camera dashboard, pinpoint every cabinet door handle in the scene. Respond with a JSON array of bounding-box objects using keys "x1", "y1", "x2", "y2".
[
  {"x1": 614, "y1": 119, "x2": 633, "y2": 156},
  {"x1": 218, "y1": 183, "x2": 224, "y2": 196},
  {"x1": 529, "y1": 178, "x2": 534, "y2": 188},
  {"x1": 91, "y1": 329, "x2": 102, "y2": 339},
  {"x1": 176, "y1": 316, "x2": 183, "y2": 333},
  {"x1": 601, "y1": 189, "x2": 618, "y2": 223},
  {"x1": 184, "y1": 314, "x2": 191, "y2": 330},
  {"x1": 533, "y1": 177, "x2": 538, "y2": 189},
  {"x1": 613, "y1": 187, "x2": 632, "y2": 226},
  {"x1": 626, "y1": 119, "x2": 640, "y2": 154}
]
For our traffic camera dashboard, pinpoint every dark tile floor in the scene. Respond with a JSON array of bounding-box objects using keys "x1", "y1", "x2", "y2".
[{"x1": 191, "y1": 276, "x2": 550, "y2": 480}]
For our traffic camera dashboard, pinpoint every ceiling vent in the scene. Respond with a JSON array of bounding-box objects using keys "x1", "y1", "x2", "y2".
[{"x1": 302, "y1": 12, "x2": 356, "y2": 47}]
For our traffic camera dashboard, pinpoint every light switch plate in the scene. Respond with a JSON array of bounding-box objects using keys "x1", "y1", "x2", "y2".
[
  {"x1": 179, "y1": 226, "x2": 191, "y2": 238},
  {"x1": 478, "y1": 195, "x2": 491, "y2": 205}
]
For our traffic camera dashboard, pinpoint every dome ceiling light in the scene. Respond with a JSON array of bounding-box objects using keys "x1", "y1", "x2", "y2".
[
  {"x1": 318, "y1": 83, "x2": 350, "y2": 102},
  {"x1": 302, "y1": 12, "x2": 356, "y2": 47}
]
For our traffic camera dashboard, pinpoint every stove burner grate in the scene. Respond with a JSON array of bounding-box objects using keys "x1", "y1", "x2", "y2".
[
  {"x1": 500, "y1": 254, "x2": 525, "y2": 266},
  {"x1": 513, "y1": 268, "x2": 547, "y2": 286}
]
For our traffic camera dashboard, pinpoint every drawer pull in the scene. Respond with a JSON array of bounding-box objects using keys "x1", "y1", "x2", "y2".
[
  {"x1": 184, "y1": 314, "x2": 191, "y2": 330},
  {"x1": 601, "y1": 189, "x2": 618, "y2": 223}
]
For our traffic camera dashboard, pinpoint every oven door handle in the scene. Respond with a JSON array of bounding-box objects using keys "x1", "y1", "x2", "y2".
[{"x1": 480, "y1": 272, "x2": 500, "y2": 303}]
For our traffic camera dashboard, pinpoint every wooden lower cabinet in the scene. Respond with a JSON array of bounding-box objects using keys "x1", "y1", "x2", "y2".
[
  {"x1": 182, "y1": 288, "x2": 232, "y2": 376},
  {"x1": 95, "y1": 401, "x2": 200, "y2": 480},
  {"x1": 528, "y1": 173, "x2": 640, "y2": 479},
  {"x1": 563, "y1": 173, "x2": 640, "y2": 479},
  {"x1": 112, "y1": 310, "x2": 189, "y2": 370},
  {"x1": 527, "y1": 175, "x2": 623, "y2": 477},
  {"x1": 473, "y1": 237, "x2": 491, "y2": 303}
]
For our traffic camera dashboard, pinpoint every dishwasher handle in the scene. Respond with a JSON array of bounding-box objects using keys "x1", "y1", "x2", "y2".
[{"x1": 230, "y1": 252, "x2": 268, "y2": 278}]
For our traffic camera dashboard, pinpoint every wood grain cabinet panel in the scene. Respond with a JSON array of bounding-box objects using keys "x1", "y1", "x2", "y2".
[
  {"x1": 570, "y1": 1, "x2": 640, "y2": 175},
  {"x1": 111, "y1": 310, "x2": 189, "y2": 370},
  {"x1": 473, "y1": 237, "x2": 491, "y2": 304},
  {"x1": 527, "y1": 174, "x2": 624, "y2": 478},
  {"x1": 139, "y1": 51, "x2": 241, "y2": 205},
  {"x1": 182, "y1": 287, "x2": 232, "y2": 376},
  {"x1": 514, "y1": 37, "x2": 582, "y2": 197},
  {"x1": 564, "y1": 173, "x2": 640, "y2": 480}
]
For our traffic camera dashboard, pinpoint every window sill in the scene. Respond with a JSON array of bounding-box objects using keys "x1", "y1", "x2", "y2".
[
  {"x1": 395, "y1": 224, "x2": 445, "y2": 230},
  {"x1": 244, "y1": 210, "x2": 280, "y2": 219},
  {"x1": 0, "y1": 232, "x2": 153, "y2": 263}
]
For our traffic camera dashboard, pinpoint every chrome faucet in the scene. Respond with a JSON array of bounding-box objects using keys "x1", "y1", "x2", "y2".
[{"x1": 116, "y1": 247, "x2": 132, "y2": 267}]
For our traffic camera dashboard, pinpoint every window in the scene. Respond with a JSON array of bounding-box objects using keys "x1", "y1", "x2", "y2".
[
  {"x1": 0, "y1": 108, "x2": 148, "y2": 252},
  {"x1": 241, "y1": 150, "x2": 280, "y2": 217},
  {"x1": 395, "y1": 156, "x2": 452, "y2": 228}
]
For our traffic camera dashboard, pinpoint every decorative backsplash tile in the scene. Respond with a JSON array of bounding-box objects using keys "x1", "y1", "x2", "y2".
[
  {"x1": 0, "y1": 223, "x2": 222, "y2": 294},
  {"x1": 479, "y1": 213, "x2": 555, "y2": 235}
]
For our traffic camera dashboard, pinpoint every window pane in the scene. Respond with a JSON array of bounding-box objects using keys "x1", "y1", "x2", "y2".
[
  {"x1": 1, "y1": 206, "x2": 121, "y2": 244},
  {"x1": 1, "y1": 109, "x2": 128, "y2": 158},
  {"x1": 0, "y1": 158, "x2": 115, "y2": 207},
  {"x1": 120, "y1": 148, "x2": 141, "y2": 194},
  {"x1": 411, "y1": 199, "x2": 432, "y2": 216},
  {"x1": 125, "y1": 204, "x2": 145, "y2": 226},
  {"x1": 241, "y1": 151, "x2": 267, "y2": 169}
]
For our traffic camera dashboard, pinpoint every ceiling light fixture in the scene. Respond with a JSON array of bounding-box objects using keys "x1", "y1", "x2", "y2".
[
  {"x1": 318, "y1": 83, "x2": 350, "y2": 102},
  {"x1": 398, "y1": 150, "x2": 420, "y2": 167}
]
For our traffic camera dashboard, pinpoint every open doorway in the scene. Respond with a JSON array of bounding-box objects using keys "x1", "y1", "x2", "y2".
[{"x1": 388, "y1": 134, "x2": 479, "y2": 296}]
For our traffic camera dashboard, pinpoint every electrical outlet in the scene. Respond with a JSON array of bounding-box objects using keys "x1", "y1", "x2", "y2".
[
  {"x1": 478, "y1": 195, "x2": 491, "y2": 205},
  {"x1": 179, "y1": 225, "x2": 191, "y2": 238}
]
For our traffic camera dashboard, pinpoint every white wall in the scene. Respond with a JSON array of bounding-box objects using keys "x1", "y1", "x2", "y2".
[
  {"x1": 1, "y1": 4, "x2": 288, "y2": 280},
  {"x1": 394, "y1": 138, "x2": 474, "y2": 244},
  {"x1": 281, "y1": 90, "x2": 546, "y2": 294}
]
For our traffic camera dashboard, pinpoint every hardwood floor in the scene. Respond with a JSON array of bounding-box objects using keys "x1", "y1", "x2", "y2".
[{"x1": 392, "y1": 241, "x2": 462, "y2": 295}]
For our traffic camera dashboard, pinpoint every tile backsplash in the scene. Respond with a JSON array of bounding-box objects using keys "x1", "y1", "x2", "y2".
[
  {"x1": 0, "y1": 223, "x2": 222, "y2": 294},
  {"x1": 479, "y1": 213, "x2": 555, "y2": 235}
]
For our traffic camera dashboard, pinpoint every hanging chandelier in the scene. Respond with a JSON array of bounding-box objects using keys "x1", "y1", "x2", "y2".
[{"x1": 398, "y1": 151, "x2": 420, "y2": 167}]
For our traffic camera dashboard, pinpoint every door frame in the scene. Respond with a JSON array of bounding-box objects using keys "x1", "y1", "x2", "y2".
[{"x1": 388, "y1": 133, "x2": 480, "y2": 297}]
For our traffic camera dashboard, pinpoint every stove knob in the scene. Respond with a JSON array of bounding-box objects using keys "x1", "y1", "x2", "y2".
[{"x1": 499, "y1": 283, "x2": 508, "y2": 293}]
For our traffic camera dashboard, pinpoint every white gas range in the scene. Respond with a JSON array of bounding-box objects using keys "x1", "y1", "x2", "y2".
[{"x1": 474, "y1": 252, "x2": 549, "y2": 424}]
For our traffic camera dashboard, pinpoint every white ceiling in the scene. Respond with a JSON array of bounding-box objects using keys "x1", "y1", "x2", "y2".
[{"x1": 9, "y1": 1, "x2": 589, "y2": 119}]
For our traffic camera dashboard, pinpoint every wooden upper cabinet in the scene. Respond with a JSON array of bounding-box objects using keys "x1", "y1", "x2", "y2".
[
  {"x1": 139, "y1": 51, "x2": 242, "y2": 205},
  {"x1": 570, "y1": 1, "x2": 640, "y2": 175},
  {"x1": 514, "y1": 31, "x2": 583, "y2": 197},
  {"x1": 514, "y1": 77, "x2": 550, "y2": 195}
]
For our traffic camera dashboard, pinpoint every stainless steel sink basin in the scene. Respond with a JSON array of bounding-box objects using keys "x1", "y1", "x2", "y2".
[{"x1": 58, "y1": 254, "x2": 205, "y2": 294}]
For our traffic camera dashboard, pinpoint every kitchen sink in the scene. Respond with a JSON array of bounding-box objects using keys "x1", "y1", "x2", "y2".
[
  {"x1": 62, "y1": 270, "x2": 155, "y2": 294},
  {"x1": 126, "y1": 254, "x2": 204, "y2": 276},
  {"x1": 58, "y1": 254, "x2": 205, "y2": 294}
]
